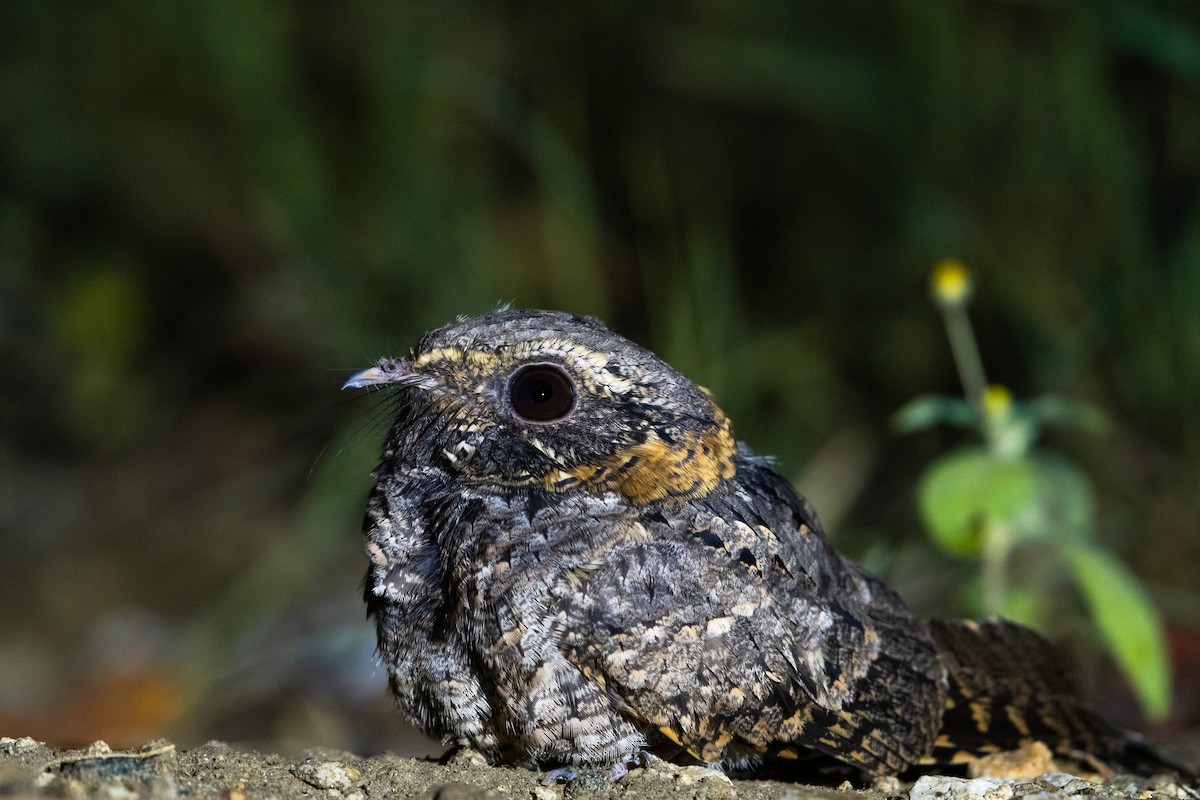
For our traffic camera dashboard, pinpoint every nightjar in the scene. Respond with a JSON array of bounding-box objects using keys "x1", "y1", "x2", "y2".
[{"x1": 344, "y1": 308, "x2": 1176, "y2": 779}]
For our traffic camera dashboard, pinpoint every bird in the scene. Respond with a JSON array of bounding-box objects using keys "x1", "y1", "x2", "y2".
[{"x1": 343, "y1": 308, "x2": 1179, "y2": 780}]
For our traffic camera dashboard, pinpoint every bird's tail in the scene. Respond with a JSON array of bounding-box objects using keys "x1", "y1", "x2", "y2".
[{"x1": 925, "y1": 618, "x2": 1190, "y2": 778}]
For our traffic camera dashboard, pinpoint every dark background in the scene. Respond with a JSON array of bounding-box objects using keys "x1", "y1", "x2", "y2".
[{"x1": 2, "y1": 0, "x2": 1198, "y2": 757}]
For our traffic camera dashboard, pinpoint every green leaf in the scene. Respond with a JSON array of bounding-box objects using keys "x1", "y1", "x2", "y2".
[
  {"x1": 1065, "y1": 545, "x2": 1171, "y2": 720},
  {"x1": 918, "y1": 450, "x2": 1038, "y2": 557},
  {"x1": 892, "y1": 395, "x2": 978, "y2": 433},
  {"x1": 1025, "y1": 395, "x2": 1110, "y2": 435},
  {"x1": 1014, "y1": 455, "x2": 1095, "y2": 545}
]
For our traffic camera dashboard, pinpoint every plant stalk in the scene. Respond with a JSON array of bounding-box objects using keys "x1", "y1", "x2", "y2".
[
  {"x1": 941, "y1": 305, "x2": 988, "y2": 406},
  {"x1": 981, "y1": 519, "x2": 1012, "y2": 617}
]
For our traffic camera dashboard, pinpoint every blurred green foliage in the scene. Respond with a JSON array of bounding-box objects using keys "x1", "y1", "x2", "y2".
[
  {"x1": 1, "y1": 0, "x2": 1199, "y2": 746},
  {"x1": 898, "y1": 264, "x2": 1170, "y2": 719}
]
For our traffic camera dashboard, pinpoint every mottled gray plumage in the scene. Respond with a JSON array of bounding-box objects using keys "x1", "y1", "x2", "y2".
[{"x1": 345, "y1": 309, "x2": 1174, "y2": 778}]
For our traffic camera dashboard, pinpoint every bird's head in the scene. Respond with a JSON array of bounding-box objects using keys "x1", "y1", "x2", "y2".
[{"x1": 344, "y1": 309, "x2": 737, "y2": 504}]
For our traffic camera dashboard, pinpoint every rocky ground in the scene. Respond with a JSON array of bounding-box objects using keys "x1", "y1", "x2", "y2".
[{"x1": 1, "y1": 736, "x2": 1197, "y2": 800}]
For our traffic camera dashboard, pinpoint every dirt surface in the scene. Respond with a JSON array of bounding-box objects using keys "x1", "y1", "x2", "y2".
[{"x1": 1, "y1": 737, "x2": 1196, "y2": 800}]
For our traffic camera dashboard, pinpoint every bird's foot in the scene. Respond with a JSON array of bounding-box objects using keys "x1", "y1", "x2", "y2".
[
  {"x1": 607, "y1": 750, "x2": 661, "y2": 781},
  {"x1": 541, "y1": 766, "x2": 578, "y2": 785},
  {"x1": 540, "y1": 751, "x2": 662, "y2": 785}
]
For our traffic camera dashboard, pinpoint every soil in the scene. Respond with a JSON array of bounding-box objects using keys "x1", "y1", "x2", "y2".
[{"x1": 1, "y1": 736, "x2": 1196, "y2": 800}]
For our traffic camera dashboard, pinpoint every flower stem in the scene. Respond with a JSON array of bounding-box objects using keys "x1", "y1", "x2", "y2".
[
  {"x1": 942, "y1": 304, "x2": 988, "y2": 406},
  {"x1": 981, "y1": 519, "x2": 1012, "y2": 616}
]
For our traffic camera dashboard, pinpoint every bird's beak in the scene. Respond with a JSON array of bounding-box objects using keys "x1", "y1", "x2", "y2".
[
  {"x1": 342, "y1": 367, "x2": 391, "y2": 389},
  {"x1": 342, "y1": 359, "x2": 427, "y2": 390}
]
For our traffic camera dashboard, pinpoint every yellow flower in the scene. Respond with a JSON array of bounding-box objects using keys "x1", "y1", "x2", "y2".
[
  {"x1": 931, "y1": 259, "x2": 973, "y2": 307},
  {"x1": 982, "y1": 384, "x2": 1012, "y2": 420}
]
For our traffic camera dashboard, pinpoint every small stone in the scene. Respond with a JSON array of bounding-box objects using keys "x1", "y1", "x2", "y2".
[
  {"x1": 873, "y1": 775, "x2": 904, "y2": 794},
  {"x1": 670, "y1": 765, "x2": 732, "y2": 787},
  {"x1": 291, "y1": 760, "x2": 361, "y2": 793},
  {"x1": 0, "y1": 736, "x2": 42, "y2": 754},
  {"x1": 87, "y1": 741, "x2": 114, "y2": 756},
  {"x1": 1035, "y1": 771, "x2": 1097, "y2": 792},
  {"x1": 445, "y1": 748, "x2": 492, "y2": 769},
  {"x1": 910, "y1": 774, "x2": 1013, "y2": 800}
]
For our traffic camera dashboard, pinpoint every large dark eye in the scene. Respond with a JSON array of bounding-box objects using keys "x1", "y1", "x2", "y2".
[{"x1": 508, "y1": 363, "x2": 577, "y2": 422}]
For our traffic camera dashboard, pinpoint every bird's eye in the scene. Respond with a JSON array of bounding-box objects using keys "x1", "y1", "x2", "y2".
[{"x1": 508, "y1": 363, "x2": 577, "y2": 422}]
